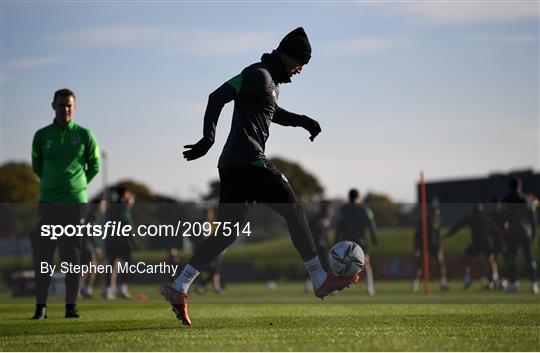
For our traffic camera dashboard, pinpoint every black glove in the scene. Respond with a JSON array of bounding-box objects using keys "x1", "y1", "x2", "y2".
[
  {"x1": 183, "y1": 137, "x2": 213, "y2": 161},
  {"x1": 299, "y1": 115, "x2": 321, "y2": 141}
]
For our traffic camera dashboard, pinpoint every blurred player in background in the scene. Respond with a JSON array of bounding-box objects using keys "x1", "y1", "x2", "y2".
[
  {"x1": 488, "y1": 197, "x2": 508, "y2": 287},
  {"x1": 79, "y1": 197, "x2": 106, "y2": 298},
  {"x1": 502, "y1": 178, "x2": 538, "y2": 294},
  {"x1": 31, "y1": 88, "x2": 100, "y2": 319},
  {"x1": 164, "y1": 247, "x2": 183, "y2": 284},
  {"x1": 446, "y1": 203, "x2": 502, "y2": 290},
  {"x1": 335, "y1": 189, "x2": 378, "y2": 295},
  {"x1": 104, "y1": 187, "x2": 137, "y2": 299},
  {"x1": 411, "y1": 202, "x2": 449, "y2": 292},
  {"x1": 164, "y1": 27, "x2": 359, "y2": 326}
]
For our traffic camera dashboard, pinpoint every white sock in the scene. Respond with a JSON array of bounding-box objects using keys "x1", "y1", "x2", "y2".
[
  {"x1": 173, "y1": 264, "x2": 200, "y2": 293},
  {"x1": 411, "y1": 278, "x2": 419, "y2": 291},
  {"x1": 304, "y1": 256, "x2": 327, "y2": 290},
  {"x1": 492, "y1": 271, "x2": 499, "y2": 282},
  {"x1": 440, "y1": 276, "x2": 448, "y2": 286},
  {"x1": 365, "y1": 272, "x2": 374, "y2": 289}
]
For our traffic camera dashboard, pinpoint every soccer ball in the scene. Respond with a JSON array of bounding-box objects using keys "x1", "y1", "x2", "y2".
[{"x1": 329, "y1": 241, "x2": 365, "y2": 277}]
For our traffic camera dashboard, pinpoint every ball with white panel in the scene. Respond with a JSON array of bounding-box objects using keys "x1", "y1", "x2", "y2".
[{"x1": 329, "y1": 241, "x2": 365, "y2": 277}]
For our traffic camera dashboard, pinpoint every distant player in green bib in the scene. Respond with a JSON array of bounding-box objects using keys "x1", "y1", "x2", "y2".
[{"x1": 31, "y1": 88, "x2": 100, "y2": 319}]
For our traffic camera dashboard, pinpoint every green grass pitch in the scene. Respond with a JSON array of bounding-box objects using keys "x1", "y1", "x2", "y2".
[{"x1": 1, "y1": 281, "x2": 539, "y2": 351}]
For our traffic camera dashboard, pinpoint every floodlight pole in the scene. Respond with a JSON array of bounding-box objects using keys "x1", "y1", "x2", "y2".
[{"x1": 420, "y1": 171, "x2": 430, "y2": 296}]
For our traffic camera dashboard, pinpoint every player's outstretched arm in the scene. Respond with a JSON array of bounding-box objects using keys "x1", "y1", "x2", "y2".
[
  {"x1": 272, "y1": 106, "x2": 321, "y2": 141},
  {"x1": 183, "y1": 137, "x2": 213, "y2": 161},
  {"x1": 183, "y1": 82, "x2": 236, "y2": 161}
]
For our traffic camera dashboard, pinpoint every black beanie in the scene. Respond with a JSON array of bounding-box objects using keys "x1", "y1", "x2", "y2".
[{"x1": 276, "y1": 27, "x2": 311, "y2": 64}]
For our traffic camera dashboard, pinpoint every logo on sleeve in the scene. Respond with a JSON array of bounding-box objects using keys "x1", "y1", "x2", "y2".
[{"x1": 45, "y1": 139, "x2": 53, "y2": 149}]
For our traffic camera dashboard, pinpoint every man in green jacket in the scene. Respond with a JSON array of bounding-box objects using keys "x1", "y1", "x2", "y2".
[{"x1": 31, "y1": 88, "x2": 100, "y2": 319}]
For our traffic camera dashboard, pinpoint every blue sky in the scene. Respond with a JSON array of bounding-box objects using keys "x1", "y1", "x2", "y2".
[{"x1": 1, "y1": 1, "x2": 538, "y2": 202}]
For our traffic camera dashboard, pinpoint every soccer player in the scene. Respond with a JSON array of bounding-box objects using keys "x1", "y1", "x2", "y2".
[
  {"x1": 411, "y1": 203, "x2": 449, "y2": 292},
  {"x1": 31, "y1": 88, "x2": 100, "y2": 319},
  {"x1": 162, "y1": 27, "x2": 359, "y2": 326},
  {"x1": 502, "y1": 178, "x2": 538, "y2": 293},
  {"x1": 334, "y1": 189, "x2": 378, "y2": 295},
  {"x1": 445, "y1": 203, "x2": 502, "y2": 290}
]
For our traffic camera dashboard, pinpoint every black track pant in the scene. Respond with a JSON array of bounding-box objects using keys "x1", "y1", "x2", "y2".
[
  {"x1": 190, "y1": 164, "x2": 316, "y2": 270},
  {"x1": 31, "y1": 204, "x2": 84, "y2": 305},
  {"x1": 505, "y1": 233, "x2": 537, "y2": 283},
  {"x1": 104, "y1": 244, "x2": 133, "y2": 288}
]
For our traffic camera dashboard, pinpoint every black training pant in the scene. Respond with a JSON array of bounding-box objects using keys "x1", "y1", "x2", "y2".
[
  {"x1": 315, "y1": 245, "x2": 330, "y2": 272},
  {"x1": 505, "y1": 233, "x2": 537, "y2": 283},
  {"x1": 190, "y1": 164, "x2": 316, "y2": 270},
  {"x1": 31, "y1": 204, "x2": 84, "y2": 305},
  {"x1": 104, "y1": 241, "x2": 133, "y2": 288}
]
